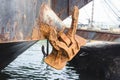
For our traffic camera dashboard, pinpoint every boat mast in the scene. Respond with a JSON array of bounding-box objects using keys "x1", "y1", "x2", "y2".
[{"x1": 90, "y1": 0, "x2": 94, "y2": 28}]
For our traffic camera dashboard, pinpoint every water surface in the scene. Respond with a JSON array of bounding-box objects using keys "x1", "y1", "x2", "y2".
[{"x1": 0, "y1": 40, "x2": 79, "y2": 80}]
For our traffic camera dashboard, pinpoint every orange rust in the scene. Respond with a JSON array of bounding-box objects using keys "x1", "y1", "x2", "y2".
[
  {"x1": 58, "y1": 32, "x2": 71, "y2": 46},
  {"x1": 39, "y1": 22, "x2": 60, "y2": 50},
  {"x1": 44, "y1": 49, "x2": 68, "y2": 70},
  {"x1": 67, "y1": 6, "x2": 79, "y2": 37},
  {"x1": 32, "y1": 27, "x2": 41, "y2": 40},
  {"x1": 31, "y1": 21, "x2": 46, "y2": 40},
  {"x1": 42, "y1": 5, "x2": 86, "y2": 70},
  {"x1": 39, "y1": 23, "x2": 55, "y2": 39}
]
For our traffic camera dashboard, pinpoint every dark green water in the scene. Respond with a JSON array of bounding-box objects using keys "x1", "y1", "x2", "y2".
[{"x1": 0, "y1": 40, "x2": 80, "y2": 80}]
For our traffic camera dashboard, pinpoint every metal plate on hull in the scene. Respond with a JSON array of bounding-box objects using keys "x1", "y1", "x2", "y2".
[
  {"x1": 0, "y1": 0, "x2": 49, "y2": 43},
  {"x1": 0, "y1": 0, "x2": 92, "y2": 43},
  {"x1": 76, "y1": 29, "x2": 120, "y2": 42}
]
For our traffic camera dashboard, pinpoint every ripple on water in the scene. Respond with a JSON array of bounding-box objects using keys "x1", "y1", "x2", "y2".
[{"x1": 0, "y1": 40, "x2": 79, "y2": 80}]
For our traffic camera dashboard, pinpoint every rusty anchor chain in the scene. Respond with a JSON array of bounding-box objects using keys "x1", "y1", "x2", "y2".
[{"x1": 39, "y1": 4, "x2": 86, "y2": 70}]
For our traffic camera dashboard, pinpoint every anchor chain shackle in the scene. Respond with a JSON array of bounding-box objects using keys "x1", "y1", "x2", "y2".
[{"x1": 39, "y1": 4, "x2": 86, "y2": 70}]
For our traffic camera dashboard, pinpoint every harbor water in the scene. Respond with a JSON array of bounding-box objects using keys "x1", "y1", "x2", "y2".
[{"x1": 0, "y1": 40, "x2": 80, "y2": 80}]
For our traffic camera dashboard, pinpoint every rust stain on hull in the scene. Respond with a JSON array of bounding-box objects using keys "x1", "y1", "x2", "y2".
[
  {"x1": 76, "y1": 29, "x2": 120, "y2": 42},
  {"x1": 0, "y1": 0, "x2": 92, "y2": 43}
]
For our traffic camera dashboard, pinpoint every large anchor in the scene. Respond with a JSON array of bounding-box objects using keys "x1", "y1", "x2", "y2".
[{"x1": 39, "y1": 4, "x2": 86, "y2": 70}]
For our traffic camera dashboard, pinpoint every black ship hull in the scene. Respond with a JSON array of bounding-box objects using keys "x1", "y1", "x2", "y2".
[
  {"x1": 0, "y1": 41, "x2": 37, "y2": 71},
  {"x1": 69, "y1": 42, "x2": 120, "y2": 80}
]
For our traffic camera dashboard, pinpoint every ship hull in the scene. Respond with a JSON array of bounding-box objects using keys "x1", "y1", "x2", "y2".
[
  {"x1": 0, "y1": 41, "x2": 37, "y2": 71},
  {"x1": 76, "y1": 29, "x2": 120, "y2": 42},
  {"x1": 69, "y1": 42, "x2": 120, "y2": 80}
]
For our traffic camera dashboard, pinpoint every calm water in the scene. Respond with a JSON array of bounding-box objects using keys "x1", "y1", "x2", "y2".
[{"x1": 0, "y1": 40, "x2": 80, "y2": 80}]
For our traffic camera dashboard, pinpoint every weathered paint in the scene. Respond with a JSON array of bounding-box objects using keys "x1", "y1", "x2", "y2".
[
  {"x1": 0, "y1": 0, "x2": 49, "y2": 43},
  {"x1": 76, "y1": 29, "x2": 120, "y2": 42},
  {"x1": 0, "y1": 0, "x2": 92, "y2": 43}
]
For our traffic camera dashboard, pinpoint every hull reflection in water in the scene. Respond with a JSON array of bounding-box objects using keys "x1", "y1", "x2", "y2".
[{"x1": 0, "y1": 40, "x2": 79, "y2": 80}]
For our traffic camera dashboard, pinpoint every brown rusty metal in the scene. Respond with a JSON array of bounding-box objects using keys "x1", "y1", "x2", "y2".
[
  {"x1": 0, "y1": 0, "x2": 50, "y2": 43},
  {"x1": 0, "y1": 0, "x2": 92, "y2": 43},
  {"x1": 76, "y1": 29, "x2": 120, "y2": 42},
  {"x1": 39, "y1": 4, "x2": 86, "y2": 69}
]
